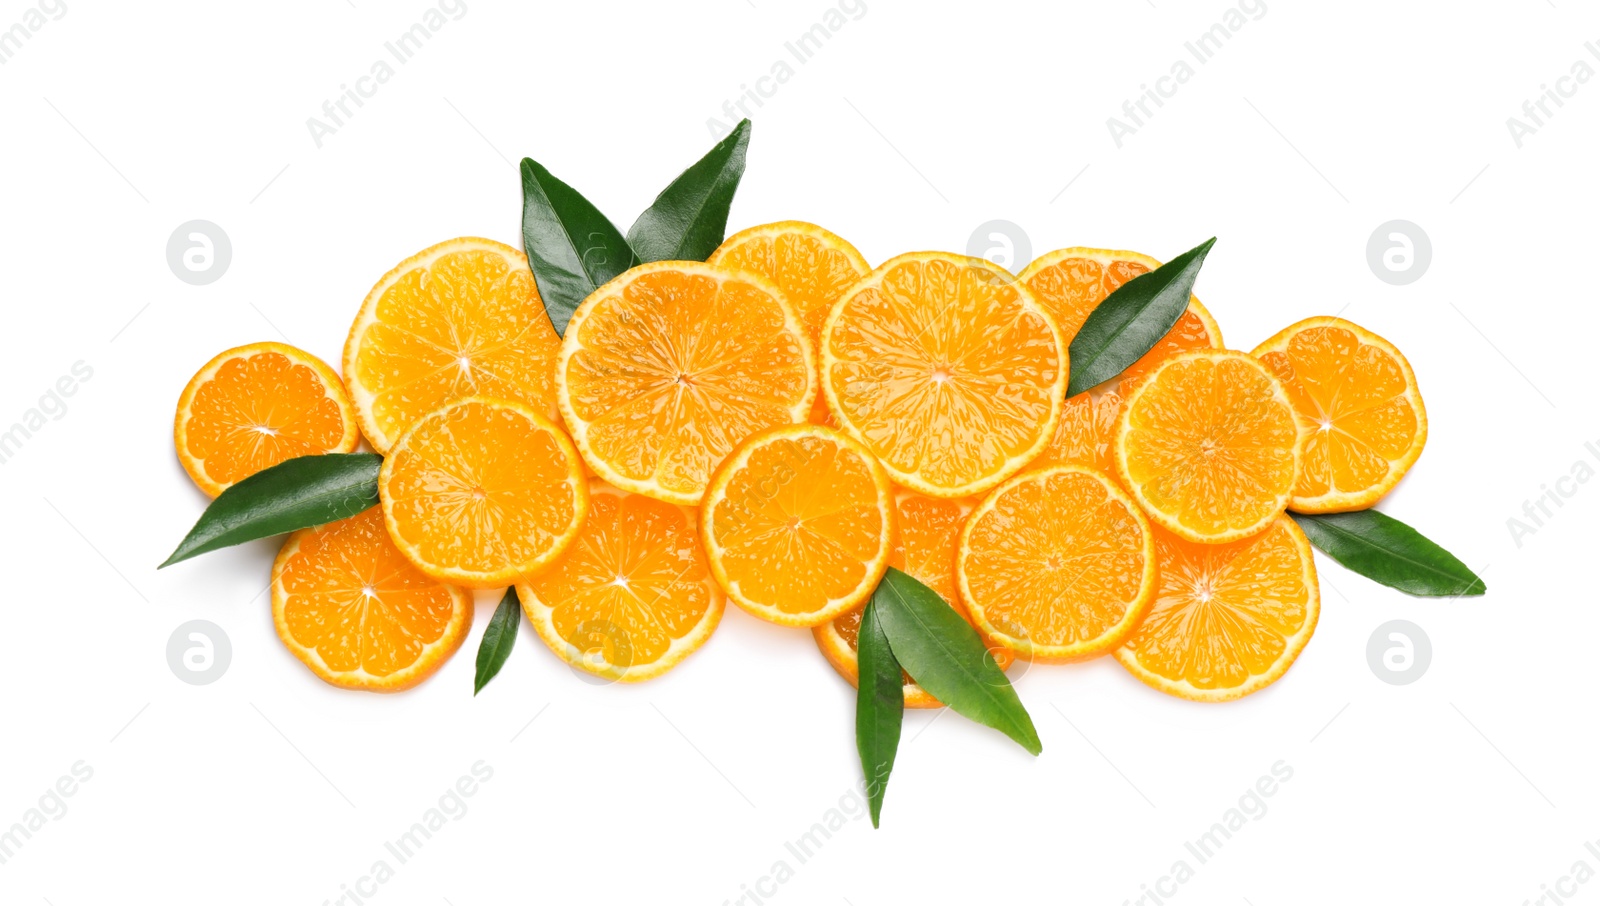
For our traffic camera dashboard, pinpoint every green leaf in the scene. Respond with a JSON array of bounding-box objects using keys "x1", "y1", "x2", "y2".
[
  {"x1": 627, "y1": 119, "x2": 751, "y2": 263},
  {"x1": 1065, "y1": 237, "x2": 1216, "y2": 396},
  {"x1": 160, "y1": 453, "x2": 381, "y2": 567},
  {"x1": 871, "y1": 568, "x2": 1041, "y2": 755},
  {"x1": 855, "y1": 599, "x2": 903, "y2": 828},
  {"x1": 474, "y1": 587, "x2": 521, "y2": 695},
  {"x1": 1290, "y1": 510, "x2": 1487, "y2": 597},
  {"x1": 520, "y1": 158, "x2": 639, "y2": 336}
]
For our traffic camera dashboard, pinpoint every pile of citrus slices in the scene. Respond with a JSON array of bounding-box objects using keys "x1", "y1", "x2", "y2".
[{"x1": 171, "y1": 224, "x2": 1428, "y2": 702}]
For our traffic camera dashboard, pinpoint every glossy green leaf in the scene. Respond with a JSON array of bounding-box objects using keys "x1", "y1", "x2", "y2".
[
  {"x1": 627, "y1": 120, "x2": 751, "y2": 262},
  {"x1": 520, "y1": 158, "x2": 638, "y2": 336},
  {"x1": 474, "y1": 587, "x2": 522, "y2": 695},
  {"x1": 160, "y1": 453, "x2": 381, "y2": 567},
  {"x1": 1291, "y1": 510, "x2": 1486, "y2": 597},
  {"x1": 871, "y1": 568, "x2": 1041, "y2": 755},
  {"x1": 855, "y1": 599, "x2": 903, "y2": 828},
  {"x1": 1065, "y1": 237, "x2": 1216, "y2": 396}
]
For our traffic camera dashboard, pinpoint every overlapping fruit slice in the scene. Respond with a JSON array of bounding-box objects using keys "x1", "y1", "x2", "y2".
[
  {"x1": 1252, "y1": 316, "x2": 1427, "y2": 513},
  {"x1": 1116, "y1": 516, "x2": 1320, "y2": 701},
  {"x1": 557, "y1": 261, "x2": 814, "y2": 505},
  {"x1": 518, "y1": 480, "x2": 724, "y2": 683},
  {"x1": 174, "y1": 342, "x2": 359, "y2": 496}
]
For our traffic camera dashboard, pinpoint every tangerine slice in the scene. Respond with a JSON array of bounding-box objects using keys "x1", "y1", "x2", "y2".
[
  {"x1": 820, "y1": 252, "x2": 1066, "y2": 498},
  {"x1": 1030, "y1": 389, "x2": 1125, "y2": 476},
  {"x1": 174, "y1": 342, "x2": 359, "y2": 496},
  {"x1": 517, "y1": 479, "x2": 724, "y2": 683},
  {"x1": 701, "y1": 424, "x2": 894, "y2": 627},
  {"x1": 1252, "y1": 317, "x2": 1427, "y2": 513},
  {"x1": 272, "y1": 507, "x2": 473, "y2": 692},
  {"x1": 1116, "y1": 515, "x2": 1319, "y2": 701},
  {"x1": 378, "y1": 397, "x2": 588, "y2": 588}
]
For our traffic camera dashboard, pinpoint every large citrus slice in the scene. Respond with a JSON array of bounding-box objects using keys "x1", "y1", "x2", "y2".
[
  {"x1": 1252, "y1": 317, "x2": 1427, "y2": 513},
  {"x1": 272, "y1": 507, "x2": 473, "y2": 692},
  {"x1": 517, "y1": 479, "x2": 724, "y2": 683},
  {"x1": 174, "y1": 342, "x2": 359, "y2": 497},
  {"x1": 1115, "y1": 350, "x2": 1300, "y2": 544},
  {"x1": 820, "y1": 252, "x2": 1065, "y2": 498},
  {"x1": 556, "y1": 261, "x2": 813, "y2": 506},
  {"x1": 343, "y1": 237, "x2": 561, "y2": 453},
  {"x1": 701, "y1": 424, "x2": 894, "y2": 627},
  {"x1": 957, "y1": 465, "x2": 1155, "y2": 662},
  {"x1": 378, "y1": 397, "x2": 588, "y2": 588},
  {"x1": 1116, "y1": 515, "x2": 1319, "y2": 701}
]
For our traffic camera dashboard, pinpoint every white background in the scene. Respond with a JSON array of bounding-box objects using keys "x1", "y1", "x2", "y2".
[{"x1": 1, "y1": 1, "x2": 1595, "y2": 904}]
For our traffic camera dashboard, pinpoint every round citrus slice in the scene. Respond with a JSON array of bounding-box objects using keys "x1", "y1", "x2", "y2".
[
  {"x1": 1251, "y1": 316, "x2": 1427, "y2": 513},
  {"x1": 1116, "y1": 515, "x2": 1319, "y2": 701},
  {"x1": 272, "y1": 507, "x2": 473, "y2": 692},
  {"x1": 820, "y1": 252, "x2": 1066, "y2": 498},
  {"x1": 814, "y1": 491, "x2": 1013, "y2": 708},
  {"x1": 344, "y1": 237, "x2": 561, "y2": 453},
  {"x1": 174, "y1": 342, "x2": 359, "y2": 497},
  {"x1": 378, "y1": 397, "x2": 588, "y2": 588},
  {"x1": 517, "y1": 479, "x2": 725, "y2": 683},
  {"x1": 701, "y1": 424, "x2": 894, "y2": 627},
  {"x1": 957, "y1": 465, "x2": 1155, "y2": 662},
  {"x1": 1115, "y1": 350, "x2": 1300, "y2": 544},
  {"x1": 708, "y1": 222, "x2": 872, "y2": 424},
  {"x1": 556, "y1": 261, "x2": 813, "y2": 506}
]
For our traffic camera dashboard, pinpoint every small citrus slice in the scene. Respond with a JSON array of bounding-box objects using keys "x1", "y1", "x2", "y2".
[
  {"x1": 272, "y1": 507, "x2": 473, "y2": 692},
  {"x1": 1115, "y1": 350, "x2": 1300, "y2": 544},
  {"x1": 701, "y1": 424, "x2": 894, "y2": 627},
  {"x1": 378, "y1": 397, "x2": 588, "y2": 588},
  {"x1": 820, "y1": 252, "x2": 1065, "y2": 498},
  {"x1": 1251, "y1": 317, "x2": 1427, "y2": 513},
  {"x1": 814, "y1": 491, "x2": 1013, "y2": 708},
  {"x1": 1116, "y1": 516, "x2": 1319, "y2": 701},
  {"x1": 1029, "y1": 389, "x2": 1125, "y2": 476},
  {"x1": 557, "y1": 261, "x2": 813, "y2": 506},
  {"x1": 174, "y1": 342, "x2": 359, "y2": 496},
  {"x1": 344, "y1": 237, "x2": 561, "y2": 453},
  {"x1": 517, "y1": 479, "x2": 724, "y2": 683},
  {"x1": 958, "y1": 465, "x2": 1155, "y2": 662},
  {"x1": 1017, "y1": 247, "x2": 1223, "y2": 393}
]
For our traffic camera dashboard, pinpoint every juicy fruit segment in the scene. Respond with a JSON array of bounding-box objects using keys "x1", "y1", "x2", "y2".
[
  {"x1": 343, "y1": 237, "x2": 562, "y2": 453},
  {"x1": 557, "y1": 261, "x2": 813, "y2": 505},
  {"x1": 1030, "y1": 390, "x2": 1124, "y2": 476},
  {"x1": 701, "y1": 425, "x2": 894, "y2": 627},
  {"x1": 1252, "y1": 317, "x2": 1427, "y2": 513},
  {"x1": 1017, "y1": 247, "x2": 1223, "y2": 393},
  {"x1": 1116, "y1": 516, "x2": 1319, "y2": 701},
  {"x1": 821, "y1": 252, "x2": 1066, "y2": 498},
  {"x1": 174, "y1": 342, "x2": 359, "y2": 496},
  {"x1": 1115, "y1": 350, "x2": 1300, "y2": 544},
  {"x1": 814, "y1": 492, "x2": 1013, "y2": 708},
  {"x1": 518, "y1": 480, "x2": 724, "y2": 683},
  {"x1": 272, "y1": 507, "x2": 472, "y2": 692},
  {"x1": 957, "y1": 465, "x2": 1155, "y2": 662},
  {"x1": 379, "y1": 398, "x2": 588, "y2": 588}
]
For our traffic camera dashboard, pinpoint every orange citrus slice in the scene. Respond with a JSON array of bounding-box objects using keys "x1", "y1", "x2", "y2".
[
  {"x1": 701, "y1": 424, "x2": 894, "y2": 627},
  {"x1": 556, "y1": 261, "x2": 813, "y2": 506},
  {"x1": 173, "y1": 342, "x2": 359, "y2": 497},
  {"x1": 1115, "y1": 350, "x2": 1300, "y2": 544},
  {"x1": 820, "y1": 252, "x2": 1065, "y2": 498},
  {"x1": 272, "y1": 507, "x2": 473, "y2": 692},
  {"x1": 957, "y1": 465, "x2": 1155, "y2": 662},
  {"x1": 1252, "y1": 317, "x2": 1428, "y2": 513},
  {"x1": 343, "y1": 237, "x2": 561, "y2": 453},
  {"x1": 1116, "y1": 515, "x2": 1319, "y2": 701},
  {"x1": 517, "y1": 479, "x2": 725, "y2": 683},
  {"x1": 814, "y1": 491, "x2": 1013, "y2": 708},
  {"x1": 378, "y1": 397, "x2": 588, "y2": 588},
  {"x1": 1029, "y1": 389, "x2": 1125, "y2": 476}
]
